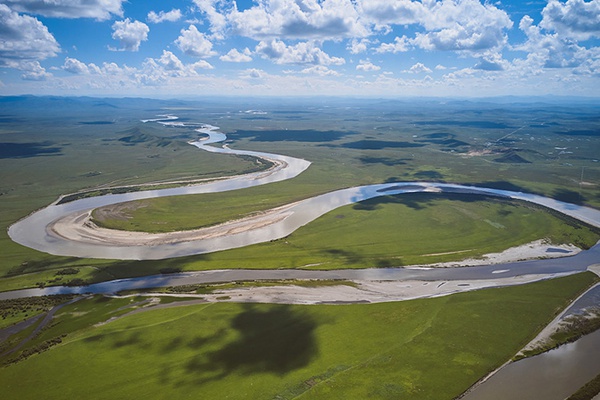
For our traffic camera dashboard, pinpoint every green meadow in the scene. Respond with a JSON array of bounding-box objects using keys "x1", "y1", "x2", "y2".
[
  {"x1": 1, "y1": 97, "x2": 599, "y2": 290},
  {"x1": 0, "y1": 273, "x2": 596, "y2": 399}
]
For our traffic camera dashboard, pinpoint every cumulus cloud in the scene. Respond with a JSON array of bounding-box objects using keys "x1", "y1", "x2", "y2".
[
  {"x1": 220, "y1": 48, "x2": 253, "y2": 62},
  {"x1": 241, "y1": 68, "x2": 265, "y2": 79},
  {"x1": 111, "y1": 19, "x2": 149, "y2": 51},
  {"x1": 191, "y1": 60, "x2": 215, "y2": 70},
  {"x1": 175, "y1": 25, "x2": 217, "y2": 58},
  {"x1": 2, "y1": 0, "x2": 124, "y2": 20},
  {"x1": 0, "y1": 5, "x2": 60, "y2": 67},
  {"x1": 20, "y1": 61, "x2": 51, "y2": 81},
  {"x1": 199, "y1": 0, "x2": 369, "y2": 40},
  {"x1": 474, "y1": 59, "x2": 504, "y2": 71},
  {"x1": 540, "y1": 0, "x2": 600, "y2": 40},
  {"x1": 516, "y1": 14, "x2": 596, "y2": 71},
  {"x1": 139, "y1": 50, "x2": 213, "y2": 84},
  {"x1": 348, "y1": 38, "x2": 371, "y2": 54},
  {"x1": 356, "y1": 60, "x2": 380, "y2": 71},
  {"x1": 376, "y1": 36, "x2": 410, "y2": 53},
  {"x1": 63, "y1": 57, "x2": 90, "y2": 74},
  {"x1": 300, "y1": 65, "x2": 340, "y2": 76},
  {"x1": 406, "y1": 62, "x2": 432, "y2": 74},
  {"x1": 358, "y1": 0, "x2": 423, "y2": 26},
  {"x1": 148, "y1": 9, "x2": 182, "y2": 23},
  {"x1": 193, "y1": 0, "x2": 229, "y2": 38},
  {"x1": 362, "y1": 0, "x2": 513, "y2": 54},
  {"x1": 256, "y1": 40, "x2": 345, "y2": 65},
  {"x1": 412, "y1": 0, "x2": 513, "y2": 53}
]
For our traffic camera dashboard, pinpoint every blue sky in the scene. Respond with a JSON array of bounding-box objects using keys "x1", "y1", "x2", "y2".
[{"x1": 0, "y1": 0, "x2": 598, "y2": 97}]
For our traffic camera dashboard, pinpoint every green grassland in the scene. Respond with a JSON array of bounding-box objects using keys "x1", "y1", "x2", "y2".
[
  {"x1": 0, "y1": 273, "x2": 596, "y2": 399},
  {"x1": 1, "y1": 97, "x2": 599, "y2": 290},
  {"x1": 166, "y1": 193, "x2": 600, "y2": 271}
]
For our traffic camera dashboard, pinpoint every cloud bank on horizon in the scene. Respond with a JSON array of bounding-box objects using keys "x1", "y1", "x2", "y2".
[{"x1": 0, "y1": 0, "x2": 598, "y2": 97}]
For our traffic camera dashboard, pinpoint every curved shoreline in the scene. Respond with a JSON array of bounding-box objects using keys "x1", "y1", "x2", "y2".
[
  {"x1": 9, "y1": 179, "x2": 600, "y2": 260},
  {"x1": 5, "y1": 115, "x2": 600, "y2": 295}
]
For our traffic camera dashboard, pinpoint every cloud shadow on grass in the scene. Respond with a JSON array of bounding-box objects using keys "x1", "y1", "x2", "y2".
[
  {"x1": 185, "y1": 304, "x2": 319, "y2": 383},
  {"x1": 359, "y1": 156, "x2": 408, "y2": 166},
  {"x1": 0, "y1": 142, "x2": 62, "y2": 159},
  {"x1": 229, "y1": 129, "x2": 353, "y2": 142},
  {"x1": 336, "y1": 140, "x2": 425, "y2": 150}
]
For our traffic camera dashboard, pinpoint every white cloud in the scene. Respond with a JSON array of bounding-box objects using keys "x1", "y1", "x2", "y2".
[
  {"x1": 175, "y1": 25, "x2": 217, "y2": 58},
  {"x1": 201, "y1": 0, "x2": 369, "y2": 40},
  {"x1": 362, "y1": 0, "x2": 513, "y2": 54},
  {"x1": 20, "y1": 61, "x2": 51, "y2": 81},
  {"x1": 63, "y1": 57, "x2": 90, "y2": 74},
  {"x1": 356, "y1": 60, "x2": 380, "y2": 71},
  {"x1": 348, "y1": 38, "x2": 371, "y2": 54},
  {"x1": 435, "y1": 64, "x2": 447, "y2": 70},
  {"x1": 111, "y1": 19, "x2": 149, "y2": 51},
  {"x1": 0, "y1": 5, "x2": 60, "y2": 68},
  {"x1": 157, "y1": 51, "x2": 186, "y2": 73},
  {"x1": 148, "y1": 9, "x2": 182, "y2": 24},
  {"x1": 142, "y1": 51, "x2": 215, "y2": 82},
  {"x1": 256, "y1": 40, "x2": 345, "y2": 65},
  {"x1": 414, "y1": 0, "x2": 513, "y2": 53},
  {"x1": 191, "y1": 60, "x2": 215, "y2": 70},
  {"x1": 2, "y1": 0, "x2": 124, "y2": 20},
  {"x1": 193, "y1": 0, "x2": 229, "y2": 38},
  {"x1": 376, "y1": 36, "x2": 410, "y2": 53},
  {"x1": 516, "y1": 14, "x2": 597, "y2": 71},
  {"x1": 241, "y1": 68, "x2": 265, "y2": 79},
  {"x1": 540, "y1": 0, "x2": 600, "y2": 40},
  {"x1": 220, "y1": 48, "x2": 253, "y2": 62},
  {"x1": 405, "y1": 62, "x2": 432, "y2": 74},
  {"x1": 358, "y1": 0, "x2": 423, "y2": 26},
  {"x1": 300, "y1": 65, "x2": 340, "y2": 76}
]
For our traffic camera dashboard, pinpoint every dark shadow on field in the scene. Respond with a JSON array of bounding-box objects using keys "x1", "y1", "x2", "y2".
[
  {"x1": 414, "y1": 120, "x2": 513, "y2": 129},
  {"x1": 553, "y1": 189, "x2": 587, "y2": 205},
  {"x1": 416, "y1": 132, "x2": 470, "y2": 149},
  {"x1": 476, "y1": 180, "x2": 532, "y2": 193},
  {"x1": 412, "y1": 170, "x2": 445, "y2": 180},
  {"x1": 97, "y1": 254, "x2": 210, "y2": 281},
  {"x1": 493, "y1": 151, "x2": 531, "y2": 164},
  {"x1": 4, "y1": 254, "x2": 210, "y2": 289},
  {"x1": 359, "y1": 156, "x2": 408, "y2": 166},
  {"x1": 4, "y1": 257, "x2": 82, "y2": 278},
  {"x1": 0, "y1": 142, "x2": 62, "y2": 158},
  {"x1": 229, "y1": 129, "x2": 354, "y2": 142},
  {"x1": 555, "y1": 129, "x2": 599, "y2": 136},
  {"x1": 337, "y1": 140, "x2": 425, "y2": 150},
  {"x1": 322, "y1": 248, "x2": 364, "y2": 264},
  {"x1": 185, "y1": 304, "x2": 319, "y2": 383},
  {"x1": 352, "y1": 192, "x2": 497, "y2": 212}
]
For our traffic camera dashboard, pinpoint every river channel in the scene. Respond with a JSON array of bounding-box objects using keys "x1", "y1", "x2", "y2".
[
  {"x1": 7, "y1": 121, "x2": 600, "y2": 260},
  {"x1": 461, "y1": 328, "x2": 600, "y2": 400},
  {"x1": 4, "y1": 116, "x2": 600, "y2": 398}
]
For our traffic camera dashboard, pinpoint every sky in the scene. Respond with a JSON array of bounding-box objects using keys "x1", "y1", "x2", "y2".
[{"x1": 0, "y1": 0, "x2": 599, "y2": 98}]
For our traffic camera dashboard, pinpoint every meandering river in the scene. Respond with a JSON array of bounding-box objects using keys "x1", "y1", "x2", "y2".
[
  {"x1": 7, "y1": 121, "x2": 600, "y2": 261},
  {"x1": 4, "y1": 116, "x2": 600, "y2": 398}
]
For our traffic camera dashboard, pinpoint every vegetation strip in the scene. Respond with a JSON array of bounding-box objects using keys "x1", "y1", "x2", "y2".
[
  {"x1": 567, "y1": 373, "x2": 600, "y2": 400},
  {"x1": 0, "y1": 273, "x2": 595, "y2": 400}
]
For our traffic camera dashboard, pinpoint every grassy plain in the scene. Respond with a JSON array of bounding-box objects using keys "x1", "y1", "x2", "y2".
[
  {"x1": 1, "y1": 96, "x2": 599, "y2": 290},
  {"x1": 0, "y1": 273, "x2": 596, "y2": 399}
]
